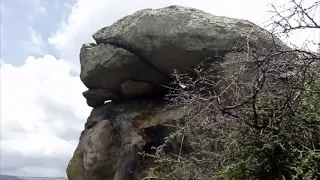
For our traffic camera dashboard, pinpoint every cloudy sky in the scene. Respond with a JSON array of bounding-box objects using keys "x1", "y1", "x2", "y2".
[{"x1": 0, "y1": 0, "x2": 318, "y2": 178}]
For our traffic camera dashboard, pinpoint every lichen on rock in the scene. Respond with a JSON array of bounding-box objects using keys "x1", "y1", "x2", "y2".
[{"x1": 67, "y1": 147, "x2": 85, "y2": 180}]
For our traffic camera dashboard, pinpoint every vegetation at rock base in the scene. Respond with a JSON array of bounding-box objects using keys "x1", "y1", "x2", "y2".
[{"x1": 144, "y1": 0, "x2": 320, "y2": 179}]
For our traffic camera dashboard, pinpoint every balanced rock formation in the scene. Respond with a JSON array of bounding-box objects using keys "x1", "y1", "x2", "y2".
[
  {"x1": 79, "y1": 5, "x2": 285, "y2": 107},
  {"x1": 68, "y1": 5, "x2": 286, "y2": 180}
]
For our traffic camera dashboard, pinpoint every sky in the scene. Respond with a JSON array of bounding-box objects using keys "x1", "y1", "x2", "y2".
[{"x1": 0, "y1": 0, "x2": 319, "y2": 178}]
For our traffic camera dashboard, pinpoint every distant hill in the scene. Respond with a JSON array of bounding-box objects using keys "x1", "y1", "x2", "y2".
[
  {"x1": 0, "y1": 175, "x2": 24, "y2": 180},
  {"x1": 0, "y1": 174, "x2": 67, "y2": 180}
]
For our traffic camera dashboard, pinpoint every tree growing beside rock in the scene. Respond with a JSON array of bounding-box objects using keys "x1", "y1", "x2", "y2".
[{"x1": 148, "y1": 0, "x2": 320, "y2": 179}]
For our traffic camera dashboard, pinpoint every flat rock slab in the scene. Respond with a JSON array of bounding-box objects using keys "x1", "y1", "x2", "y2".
[{"x1": 80, "y1": 43, "x2": 169, "y2": 90}]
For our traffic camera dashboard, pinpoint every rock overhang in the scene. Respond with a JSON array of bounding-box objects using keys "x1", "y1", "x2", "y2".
[{"x1": 79, "y1": 5, "x2": 285, "y2": 107}]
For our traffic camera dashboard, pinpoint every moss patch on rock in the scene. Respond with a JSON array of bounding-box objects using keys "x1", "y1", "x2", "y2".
[
  {"x1": 80, "y1": 70, "x2": 87, "y2": 82},
  {"x1": 66, "y1": 149, "x2": 83, "y2": 180}
]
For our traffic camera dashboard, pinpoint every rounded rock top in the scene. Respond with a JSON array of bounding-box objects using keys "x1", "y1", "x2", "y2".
[{"x1": 80, "y1": 5, "x2": 287, "y2": 107}]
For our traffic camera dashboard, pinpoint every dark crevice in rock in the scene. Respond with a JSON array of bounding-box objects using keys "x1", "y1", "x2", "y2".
[
  {"x1": 118, "y1": 78, "x2": 165, "y2": 89},
  {"x1": 119, "y1": 78, "x2": 168, "y2": 97},
  {"x1": 111, "y1": 93, "x2": 166, "y2": 105},
  {"x1": 85, "y1": 78, "x2": 169, "y2": 105},
  {"x1": 140, "y1": 119, "x2": 193, "y2": 155},
  {"x1": 83, "y1": 88, "x2": 121, "y2": 107},
  {"x1": 142, "y1": 124, "x2": 174, "y2": 154},
  {"x1": 96, "y1": 39, "x2": 172, "y2": 81},
  {"x1": 139, "y1": 119, "x2": 182, "y2": 152}
]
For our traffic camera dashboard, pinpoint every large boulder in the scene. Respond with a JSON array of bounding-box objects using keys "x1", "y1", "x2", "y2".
[
  {"x1": 69, "y1": 5, "x2": 293, "y2": 180},
  {"x1": 92, "y1": 5, "x2": 284, "y2": 74},
  {"x1": 80, "y1": 5, "x2": 285, "y2": 106}
]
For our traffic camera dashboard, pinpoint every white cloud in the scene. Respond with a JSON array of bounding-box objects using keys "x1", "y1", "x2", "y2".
[
  {"x1": 0, "y1": 55, "x2": 91, "y2": 176},
  {"x1": 21, "y1": 27, "x2": 46, "y2": 55},
  {"x1": 0, "y1": 58, "x2": 5, "y2": 66}
]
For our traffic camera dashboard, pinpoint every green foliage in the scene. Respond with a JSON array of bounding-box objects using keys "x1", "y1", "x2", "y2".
[
  {"x1": 301, "y1": 64, "x2": 320, "y2": 115},
  {"x1": 147, "y1": 53, "x2": 320, "y2": 180}
]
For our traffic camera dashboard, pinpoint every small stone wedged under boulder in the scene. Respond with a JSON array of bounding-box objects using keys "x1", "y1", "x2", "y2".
[{"x1": 83, "y1": 89, "x2": 120, "y2": 107}]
